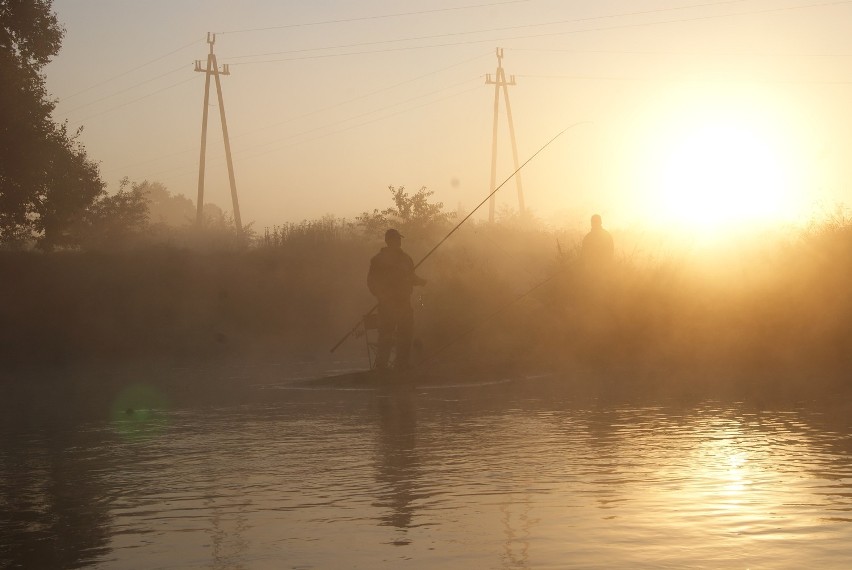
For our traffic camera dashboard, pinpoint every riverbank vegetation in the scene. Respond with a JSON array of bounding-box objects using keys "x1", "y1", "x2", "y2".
[{"x1": 2, "y1": 180, "x2": 852, "y2": 400}]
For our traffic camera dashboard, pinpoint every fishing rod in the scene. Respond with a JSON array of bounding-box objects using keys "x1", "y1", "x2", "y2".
[{"x1": 329, "y1": 122, "x2": 588, "y2": 353}]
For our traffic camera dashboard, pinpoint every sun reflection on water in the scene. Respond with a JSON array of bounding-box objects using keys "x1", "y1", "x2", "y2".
[{"x1": 3, "y1": 383, "x2": 852, "y2": 569}]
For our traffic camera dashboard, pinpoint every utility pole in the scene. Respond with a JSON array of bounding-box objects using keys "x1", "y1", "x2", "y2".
[
  {"x1": 486, "y1": 47, "x2": 524, "y2": 223},
  {"x1": 194, "y1": 32, "x2": 242, "y2": 233}
]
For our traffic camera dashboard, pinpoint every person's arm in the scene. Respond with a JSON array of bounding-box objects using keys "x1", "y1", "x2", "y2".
[{"x1": 405, "y1": 253, "x2": 426, "y2": 286}]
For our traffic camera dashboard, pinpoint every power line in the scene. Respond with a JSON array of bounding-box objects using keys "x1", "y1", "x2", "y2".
[
  {"x1": 228, "y1": 45, "x2": 467, "y2": 65},
  {"x1": 57, "y1": 37, "x2": 204, "y2": 101},
  {"x1": 215, "y1": 0, "x2": 531, "y2": 34},
  {"x1": 90, "y1": 1, "x2": 852, "y2": 190},
  {"x1": 162, "y1": 78, "x2": 482, "y2": 177},
  {"x1": 69, "y1": 76, "x2": 200, "y2": 124},
  {"x1": 512, "y1": 48, "x2": 852, "y2": 58},
  {"x1": 144, "y1": 81, "x2": 482, "y2": 182},
  {"x1": 240, "y1": 85, "x2": 482, "y2": 162},
  {"x1": 106, "y1": 51, "x2": 491, "y2": 175},
  {"x1": 107, "y1": 146, "x2": 198, "y2": 176},
  {"x1": 509, "y1": 0, "x2": 852, "y2": 44},
  {"x1": 226, "y1": 0, "x2": 852, "y2": 65},
  {"x1": 112, "y1": 59, "x2": 852, "y2": 183},
  {"x1": 58, "y1": 65, "x2": 187, "y2": 115},
  {"x1": 224, "y1": 0, "x2": 752, "y2": 61},
  {"x1": 228, "y1": 51, "x2": 490, "y2": 140},
  {"x1": 231, "y1": 77, "x2": 482, "y2": 159},
  {"x1": 515, "y1": 74, "x2": 852, "y2": 85}
]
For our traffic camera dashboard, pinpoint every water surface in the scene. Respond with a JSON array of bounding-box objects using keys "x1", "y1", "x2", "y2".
[{"x1": 2, "y1": 365, "x2": 852, "y2": 568}]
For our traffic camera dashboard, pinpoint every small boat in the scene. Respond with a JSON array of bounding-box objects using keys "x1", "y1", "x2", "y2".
[
  {"x1": 294, "y1": 368, "x2": 422, "y2": 390},
  {"x1": 292, "y1": 368, "x2": 546, "y2": 391}
]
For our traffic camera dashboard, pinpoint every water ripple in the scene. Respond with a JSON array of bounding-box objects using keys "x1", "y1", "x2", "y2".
[{"x1": 3, "y1": 386, "x2": 852, "y2": 568}]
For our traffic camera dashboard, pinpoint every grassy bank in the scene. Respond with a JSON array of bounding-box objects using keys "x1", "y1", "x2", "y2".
[
  {"x1": 0, "y1": 240, "x2": 374, "y2": 368},
  {"x1": 1, "y1": 216, "x2": 851, "y2": 396}
]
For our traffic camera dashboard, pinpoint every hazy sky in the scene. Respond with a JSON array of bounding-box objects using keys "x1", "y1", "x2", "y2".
[{"x1": 45, "y1": 0, "x2": 852, "y2": 232}]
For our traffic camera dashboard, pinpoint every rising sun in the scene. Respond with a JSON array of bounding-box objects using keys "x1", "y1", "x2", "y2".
[{"x1": 640, "y1": 93, "x2": 806, "y2": 235}]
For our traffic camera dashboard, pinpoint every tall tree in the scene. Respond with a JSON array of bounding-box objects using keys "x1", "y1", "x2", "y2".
[
  {"x1": 0, "y1": 0, "x2": 104, "y2": 248},
  {"x1": 136, "y1": 180, "x2": 195, "y2": 227},
  {"x1": 75, "y1": 177, "x2": 149, "y2": 250}
]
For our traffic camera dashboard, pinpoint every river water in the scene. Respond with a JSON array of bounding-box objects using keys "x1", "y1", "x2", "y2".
[{"x1": 2, "y1": 363, "x2": 852, "y2": 569}]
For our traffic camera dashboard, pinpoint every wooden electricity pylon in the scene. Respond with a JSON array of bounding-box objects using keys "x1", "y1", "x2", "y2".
[
  {"x1": 194, "y1": 32, "x2": 242, "y2": 233},
  {"x1": 486, "y1": 47, "x2": 524, "y2": 223}
]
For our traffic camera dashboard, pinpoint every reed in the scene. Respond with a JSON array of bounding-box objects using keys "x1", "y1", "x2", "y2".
[{"x1": 1, "y1": 214, "x2": 851, "y2": 397}]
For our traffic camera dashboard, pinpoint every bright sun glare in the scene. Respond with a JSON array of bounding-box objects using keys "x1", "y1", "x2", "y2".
[{"x1": 641, "y1": 92, "x2": 806, "y2": 235}]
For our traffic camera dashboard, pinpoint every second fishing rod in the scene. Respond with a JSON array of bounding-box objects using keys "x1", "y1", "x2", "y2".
[{"x1": 329, "y1": 122, "x2": 588, "y2": 353}]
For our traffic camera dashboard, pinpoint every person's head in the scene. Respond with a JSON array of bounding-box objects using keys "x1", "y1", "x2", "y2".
[
  {"x1": 590, "y1": 214, "x2": 602, "y2": 229},
  {"x1": 384, "y1": 228, "x2": 403, "y2": 248}
]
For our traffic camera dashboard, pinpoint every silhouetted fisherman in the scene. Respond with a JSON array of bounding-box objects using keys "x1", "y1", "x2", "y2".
[
  {"x1": 367, "y1": 229, "x2": 427, "y2": 370},
  {"x1": 581, "y1": 214, "x2": 614, "y2": 273}
]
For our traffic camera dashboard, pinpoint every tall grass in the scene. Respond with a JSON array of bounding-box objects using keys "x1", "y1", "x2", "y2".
[
  {"x1": 413, "y1": 215, "x2": 852, "y2": 394},
  {"x1": 1, "y1": 213, "x2": 851, "y2": 396}
]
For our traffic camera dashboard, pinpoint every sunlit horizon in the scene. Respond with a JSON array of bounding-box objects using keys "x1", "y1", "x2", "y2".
[
  {"x1": 40, "y1": 0, "x2": 852, "y2": 232},
  {"x1": 632, "y1": 84, "x2": 811, "y2": 235}
]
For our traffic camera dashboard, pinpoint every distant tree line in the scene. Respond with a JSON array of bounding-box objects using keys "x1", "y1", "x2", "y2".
[
  {"x1": 1, "y1": 1, "x2": 458, "y2": 254},
  {"x1": 0, "y1": 1, "x2": 247, "y2": 251}
]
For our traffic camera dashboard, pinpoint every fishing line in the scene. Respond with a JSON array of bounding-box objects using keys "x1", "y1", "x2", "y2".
[
  {"x1": 412, "y1": 123, "x2": 585, "y2": 272},
  {"x1": 329, "y1": 122, "x2": 588, "y2": 353}
]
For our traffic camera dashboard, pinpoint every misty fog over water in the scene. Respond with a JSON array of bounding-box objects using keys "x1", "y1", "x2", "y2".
[
  {"x1": 7, "y1": 0, "x2": 852, "y2": 567},
  {"x1": 2, "y1": 362, "x2": 852, "y2": 569}
]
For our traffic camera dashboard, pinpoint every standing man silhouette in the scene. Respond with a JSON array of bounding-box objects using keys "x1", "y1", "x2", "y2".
[
  {"x1": 581, "y1": 214, "x2": 614, "y2": 272},
  {"x1": 367, "y1": 229, "x2": 427, "y2": 370}
]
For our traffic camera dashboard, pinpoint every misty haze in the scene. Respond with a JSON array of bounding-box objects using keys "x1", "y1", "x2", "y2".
[{"x1": 3, "y1": 1, "x2": 852, "y2": 568}]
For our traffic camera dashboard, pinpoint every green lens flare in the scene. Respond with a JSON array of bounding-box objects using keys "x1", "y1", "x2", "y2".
[{"x1": 110, "y1": 383, "x2": 170, "y2": 440}]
